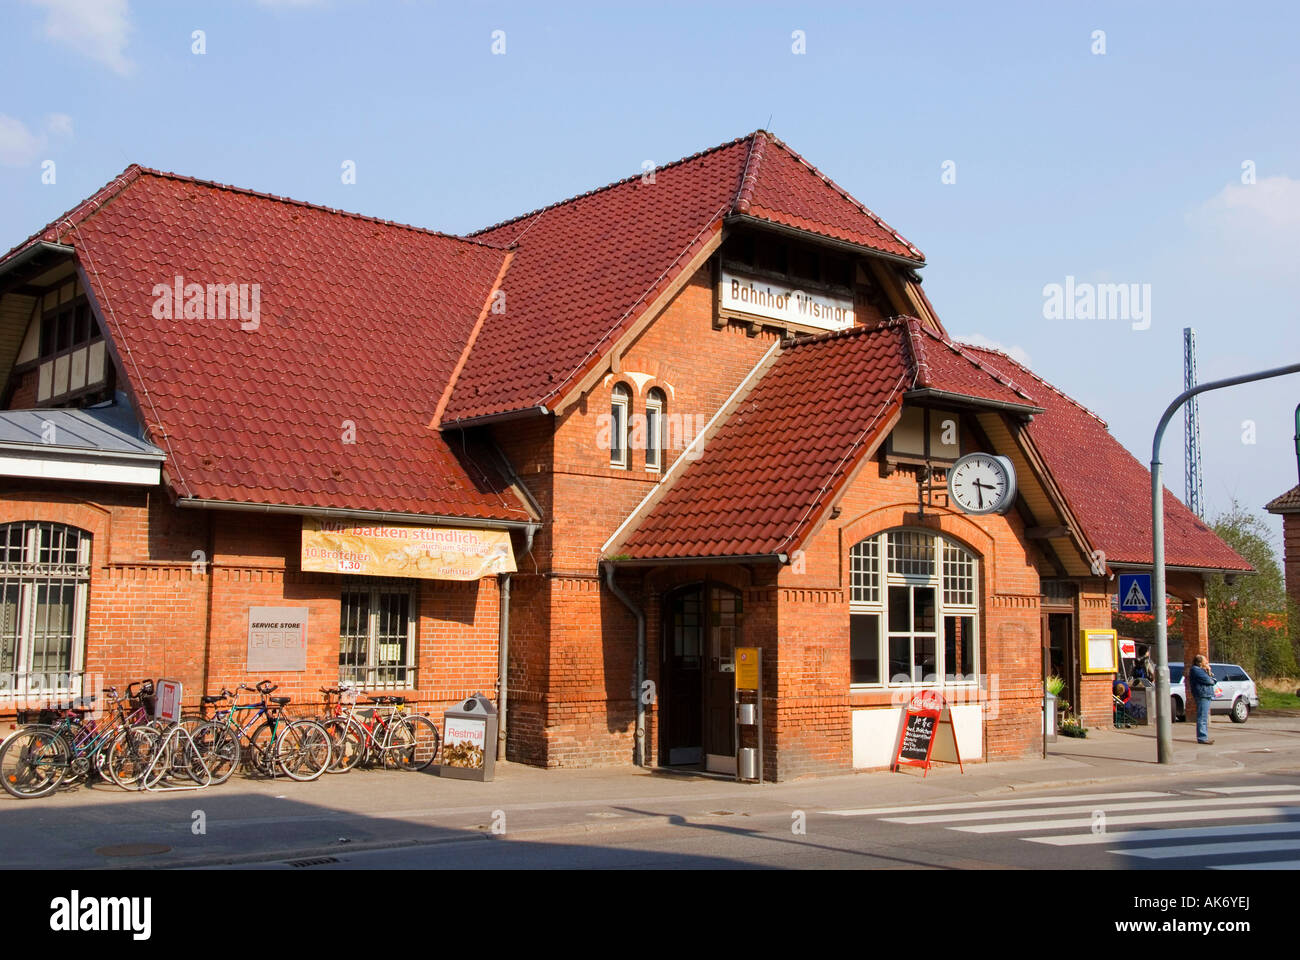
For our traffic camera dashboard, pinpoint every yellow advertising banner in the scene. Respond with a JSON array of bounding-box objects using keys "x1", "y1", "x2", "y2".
[{"x1": 301, "y1": 518, "x2": 516, "y2": 581}]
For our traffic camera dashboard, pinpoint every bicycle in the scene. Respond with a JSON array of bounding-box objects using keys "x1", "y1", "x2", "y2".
[
  {"x1": 317, "y1": 685, "x2": 440, "y2": 773},
  {"x1": 0, "y1": 683, "x2": 160, "y2": 799},
  {"x1": 188, "y1": 681, "x2": 331, "y2": 782}
]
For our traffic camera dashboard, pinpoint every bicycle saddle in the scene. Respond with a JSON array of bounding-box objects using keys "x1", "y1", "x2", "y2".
[
  {"x1": 270, "y1": 696, "x2": 291, "y2": 706},
  {"x1": 366, "y1": 695, "x2": 406, "y2": 704},
  {"x1": 200, "y1": 694, "x2": 225, "y2": 704}
]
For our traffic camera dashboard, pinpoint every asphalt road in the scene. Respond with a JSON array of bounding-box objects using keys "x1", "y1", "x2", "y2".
[
  {"x1": 6, "y1": 714, "x2": 1299, "y2": 871},
  {"x1": 215, "y1": 772, "x2": 1300, "y2": 870}
]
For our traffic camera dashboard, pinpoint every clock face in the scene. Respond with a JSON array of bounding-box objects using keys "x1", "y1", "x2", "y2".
[{"x1": 947, "y1": 453, "x2": 1017, "y2": 515}]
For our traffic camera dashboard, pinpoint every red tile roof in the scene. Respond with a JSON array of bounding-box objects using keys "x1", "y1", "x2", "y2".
[
  {"x1": 442, "y1": 131, "x2": 923, "y2": 423},
  {"x1": 961, "y1": 345, "x2": 1251, "y2": 572},
  {"x1": 903, "y1": 321, "x2": 1039, "y2": 410},
  {"x1": 1266, "y1": 485, "x2": 1300, "y2": 513},
  {"x1": 619, "y1": 322, "x2": 911, "y2": 559},
  {"x1": 617, "y1": 320, "x2": 1249, "y2": 569},
  {"x1": 12, "y1": 165, "x2": 532, "y2": 522},
  {"x1": 737, "y1": 134, "x2": 924, "y2": 262}
]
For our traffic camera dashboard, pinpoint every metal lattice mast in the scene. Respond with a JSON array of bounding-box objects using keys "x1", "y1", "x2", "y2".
[{"x1": 1183, "y1": 327, "x2": 1205, "y2": 517}]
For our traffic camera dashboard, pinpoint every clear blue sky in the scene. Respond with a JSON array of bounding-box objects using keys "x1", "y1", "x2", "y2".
[{"x1": 3, "y1": 0, "x2": 1298, "y2": 558}]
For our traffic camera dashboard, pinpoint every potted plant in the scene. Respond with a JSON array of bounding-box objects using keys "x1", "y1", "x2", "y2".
[{"x1": 1058, "y1": 705, "x2": 1088, "y2": 738}]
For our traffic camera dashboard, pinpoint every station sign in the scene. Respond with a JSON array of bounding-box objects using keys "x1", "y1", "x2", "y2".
[{"x1": 719, "y1": 269, "x2": 854, "y2": 332}]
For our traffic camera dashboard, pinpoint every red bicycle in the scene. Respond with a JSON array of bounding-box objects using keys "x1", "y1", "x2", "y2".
[{"x1": 316, "y1": 682, "x2": 440, "y2": 772}]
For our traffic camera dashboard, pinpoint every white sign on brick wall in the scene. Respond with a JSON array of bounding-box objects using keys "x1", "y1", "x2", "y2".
[{"x1": 247, "y1": 607, "x2": 309, "y2": 672}]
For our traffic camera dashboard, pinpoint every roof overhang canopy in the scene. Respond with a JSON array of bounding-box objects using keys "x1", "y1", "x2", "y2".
[{"x1": 0, "y1": 409, "x2": 164, "y2": 486}]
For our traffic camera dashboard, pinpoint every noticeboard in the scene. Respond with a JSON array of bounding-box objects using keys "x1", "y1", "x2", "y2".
[
  {"x1": 893, "y1": 690, "x2": 965, "y2": 776},
  {"x1": 897, "y1": 711, "x2": 938, "y2": 764},
  {"x1": 1082, "y1": 629, "x2": 1118, "y2": 674},
  {"x1": 735, "y1": 647, "x2": 760, "y2": 691}
]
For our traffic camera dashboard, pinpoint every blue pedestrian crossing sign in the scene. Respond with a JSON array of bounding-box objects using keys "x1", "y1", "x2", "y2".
[{"x1": 1118, "y1": 573, "x2": 1153, "y2": 613}]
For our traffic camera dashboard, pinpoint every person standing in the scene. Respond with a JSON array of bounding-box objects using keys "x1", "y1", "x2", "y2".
[{"x1": 1188, "y1": 655, "x2": 1217, "y2": 744}]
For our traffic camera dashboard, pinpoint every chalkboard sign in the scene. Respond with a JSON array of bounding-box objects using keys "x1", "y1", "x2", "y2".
[
  {"x1": 893, "y1": 690, "x2": 965, "y2": 776},
  {"x1": 895, "y1": 710, "x2": 939, "y2": 767}
]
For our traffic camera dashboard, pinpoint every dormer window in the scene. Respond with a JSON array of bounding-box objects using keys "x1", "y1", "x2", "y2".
[{"x1": 25, "y1": 278, "x2": 111, "y2": 406}]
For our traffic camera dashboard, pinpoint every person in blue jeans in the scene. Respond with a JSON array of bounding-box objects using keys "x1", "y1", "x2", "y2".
[{"x1": 1188, "y1": 655, "x2": 1217, "y2": 744}]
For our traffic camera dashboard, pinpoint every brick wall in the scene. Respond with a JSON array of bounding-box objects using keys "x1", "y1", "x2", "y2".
[
  {"x1": 1284, "y1": 513, "x2": 1300, "y2": 613},
  {"x1": 491, "y1": 262, "x2": 779, "y2": 766},
  {"x1": 0, "y1": 483, "x2": 504, "y2": 727}
]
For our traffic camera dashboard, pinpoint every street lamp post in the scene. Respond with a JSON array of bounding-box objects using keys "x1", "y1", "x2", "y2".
[{"x1": 1150, "y1": 360, "x2": 1300, "y2": 763}]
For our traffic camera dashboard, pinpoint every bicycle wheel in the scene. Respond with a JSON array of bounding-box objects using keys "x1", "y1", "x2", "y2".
[
  {"x1": 106, "y1": 726, "x2": 162, "y2": 787},
  {"x1": 248, "y1": 720, "x2": 279, "y2": 777},
  {"x1": 384, "y1": 714, "x2": 441, "y2": 772},
  {"x1": 275, "y1": 719, "x2": 332, "y2": 782},
  {"x1": 320, "y1": 718, "x2": 364, "y2": 773},
  {"x1": 186, "y1": 721, "x2": 240, "y2": 785},
  {"x1": 0, "y1": 726, "x2": 70, "y2": 799}
]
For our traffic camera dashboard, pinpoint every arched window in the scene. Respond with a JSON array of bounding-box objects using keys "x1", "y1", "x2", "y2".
[
  {"x1": 0, "y1": 522, "x2": 91, "y2": 697},
  {"x1": 610, "y1": 383, "x2": 631, "y2": 469},
  {"x1": 645, "y1": 388, "x2": 666, "y2": 473},
  {"x1": 849, "y1": 530, "x2": 979, "y2": 687}
]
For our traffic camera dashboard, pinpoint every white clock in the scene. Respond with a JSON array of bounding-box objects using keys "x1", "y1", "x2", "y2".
[{"x1": 946, "y1": 453, "x2": 1017, "y2": 515}]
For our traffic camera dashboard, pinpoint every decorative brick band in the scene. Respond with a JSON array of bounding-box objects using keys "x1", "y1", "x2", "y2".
[{"x1": 991, "y1": 593, "x2": 1041, "y2": 609}]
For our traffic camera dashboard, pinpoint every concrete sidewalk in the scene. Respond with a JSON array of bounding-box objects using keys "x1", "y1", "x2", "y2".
[{"x1": 3, "y1": 714, "x2": 1297, "y2": 868}]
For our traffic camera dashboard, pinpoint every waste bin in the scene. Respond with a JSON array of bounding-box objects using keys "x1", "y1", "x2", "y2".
[{"x1": 440, "y1": 693, "x2": 498, "y2": 782}]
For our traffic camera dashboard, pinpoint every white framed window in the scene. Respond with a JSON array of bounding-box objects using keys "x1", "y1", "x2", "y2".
[
  {"x1": 610, "y1": 383, "x2": 631, "y2": 469},
  {"x1": 849, "y1": 529, "x2": 979, "y2": 687},
  {"x1": 339, "y1": 580, "x2": 417, "y2": 689},
  {"x1": 0, "y1": 522, "x2": 90, "y2": 700},
  {"x1": 645, "y1": 388, "x2": 666, "y2": 473}
]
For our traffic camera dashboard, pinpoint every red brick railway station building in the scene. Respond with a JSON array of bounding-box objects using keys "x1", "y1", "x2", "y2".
[{"x1": 0, "y1": 132, "x2": 1248, "y2": 779}]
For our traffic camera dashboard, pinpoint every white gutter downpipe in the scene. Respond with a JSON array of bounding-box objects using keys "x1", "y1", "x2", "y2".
[
  {"x1": 497, "y1": 523, "x2": 538, "y2": 762},
  {"x1": 602, "y1": 561, "x2": 646, "y2": 766}
]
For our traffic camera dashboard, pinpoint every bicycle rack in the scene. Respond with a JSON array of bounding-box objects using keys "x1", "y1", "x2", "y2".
[{"x1": 138, "y1": 725, "x2": 214, "y2": 792}]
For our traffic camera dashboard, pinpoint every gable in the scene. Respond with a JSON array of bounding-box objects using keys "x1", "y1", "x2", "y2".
[{"x1": 0, "y1": 167, "x2": 533, "y2": 523}]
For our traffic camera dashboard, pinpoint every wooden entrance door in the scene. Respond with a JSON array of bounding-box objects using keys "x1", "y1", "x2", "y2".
[
  {"x1": 1044, "y1": 611, "x2": 1077, "y2": 711},
  {"x1": 662, "y1": 582, "x2": 741, "y2": 769},
  {"x1": 703, "y1": 586, "x2": 740, "y2": 773}
]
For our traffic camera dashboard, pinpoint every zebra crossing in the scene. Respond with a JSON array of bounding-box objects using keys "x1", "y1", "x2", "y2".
[{"x1": 825, "y1": 784, "x2": 1300, "y2": 869}]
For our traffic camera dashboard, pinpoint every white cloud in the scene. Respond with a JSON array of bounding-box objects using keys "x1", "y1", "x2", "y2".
[
  {"x1": 44, "y1": 113, "x2": 74, "y2": 137},
  {"x1": 0, "y1": 113, "x2": 75, "y2": 167},
  {"x1": 25, "y1": 0, "x2": 133, "y2": 75},
  {"x1": 951, "y1": 333, "x2": 1032, "y2": 369},
  {"x1": 1196, "y1": 175, "x2": 1300, "y2": 229},
  {"x1": 1185, "y1": 175, "x2": 1300, "y2": 276},
  {"x1": 0, "y1": 113, "x2": 74, "y2": 167},
  {"x1": 0, "y1": 116, "x2": 45, "y2": 167}
]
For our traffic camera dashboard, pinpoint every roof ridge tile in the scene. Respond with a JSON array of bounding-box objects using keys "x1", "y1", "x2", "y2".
[
  {"x1": 959, "y1": 342, "x2": 1107, "y2": 427},
  {"x1": 762, "y1": 134, "x2": 924, "y2": 261},
  {"x1": 131, "y1": 166, "x2": 512, "y2": 251},
  {"x1": 731, "y1": 130, "x2": 768, "y2": 215},
  {"x1": 0, "y1": 163, "x2": 143, "y2": 263}
]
